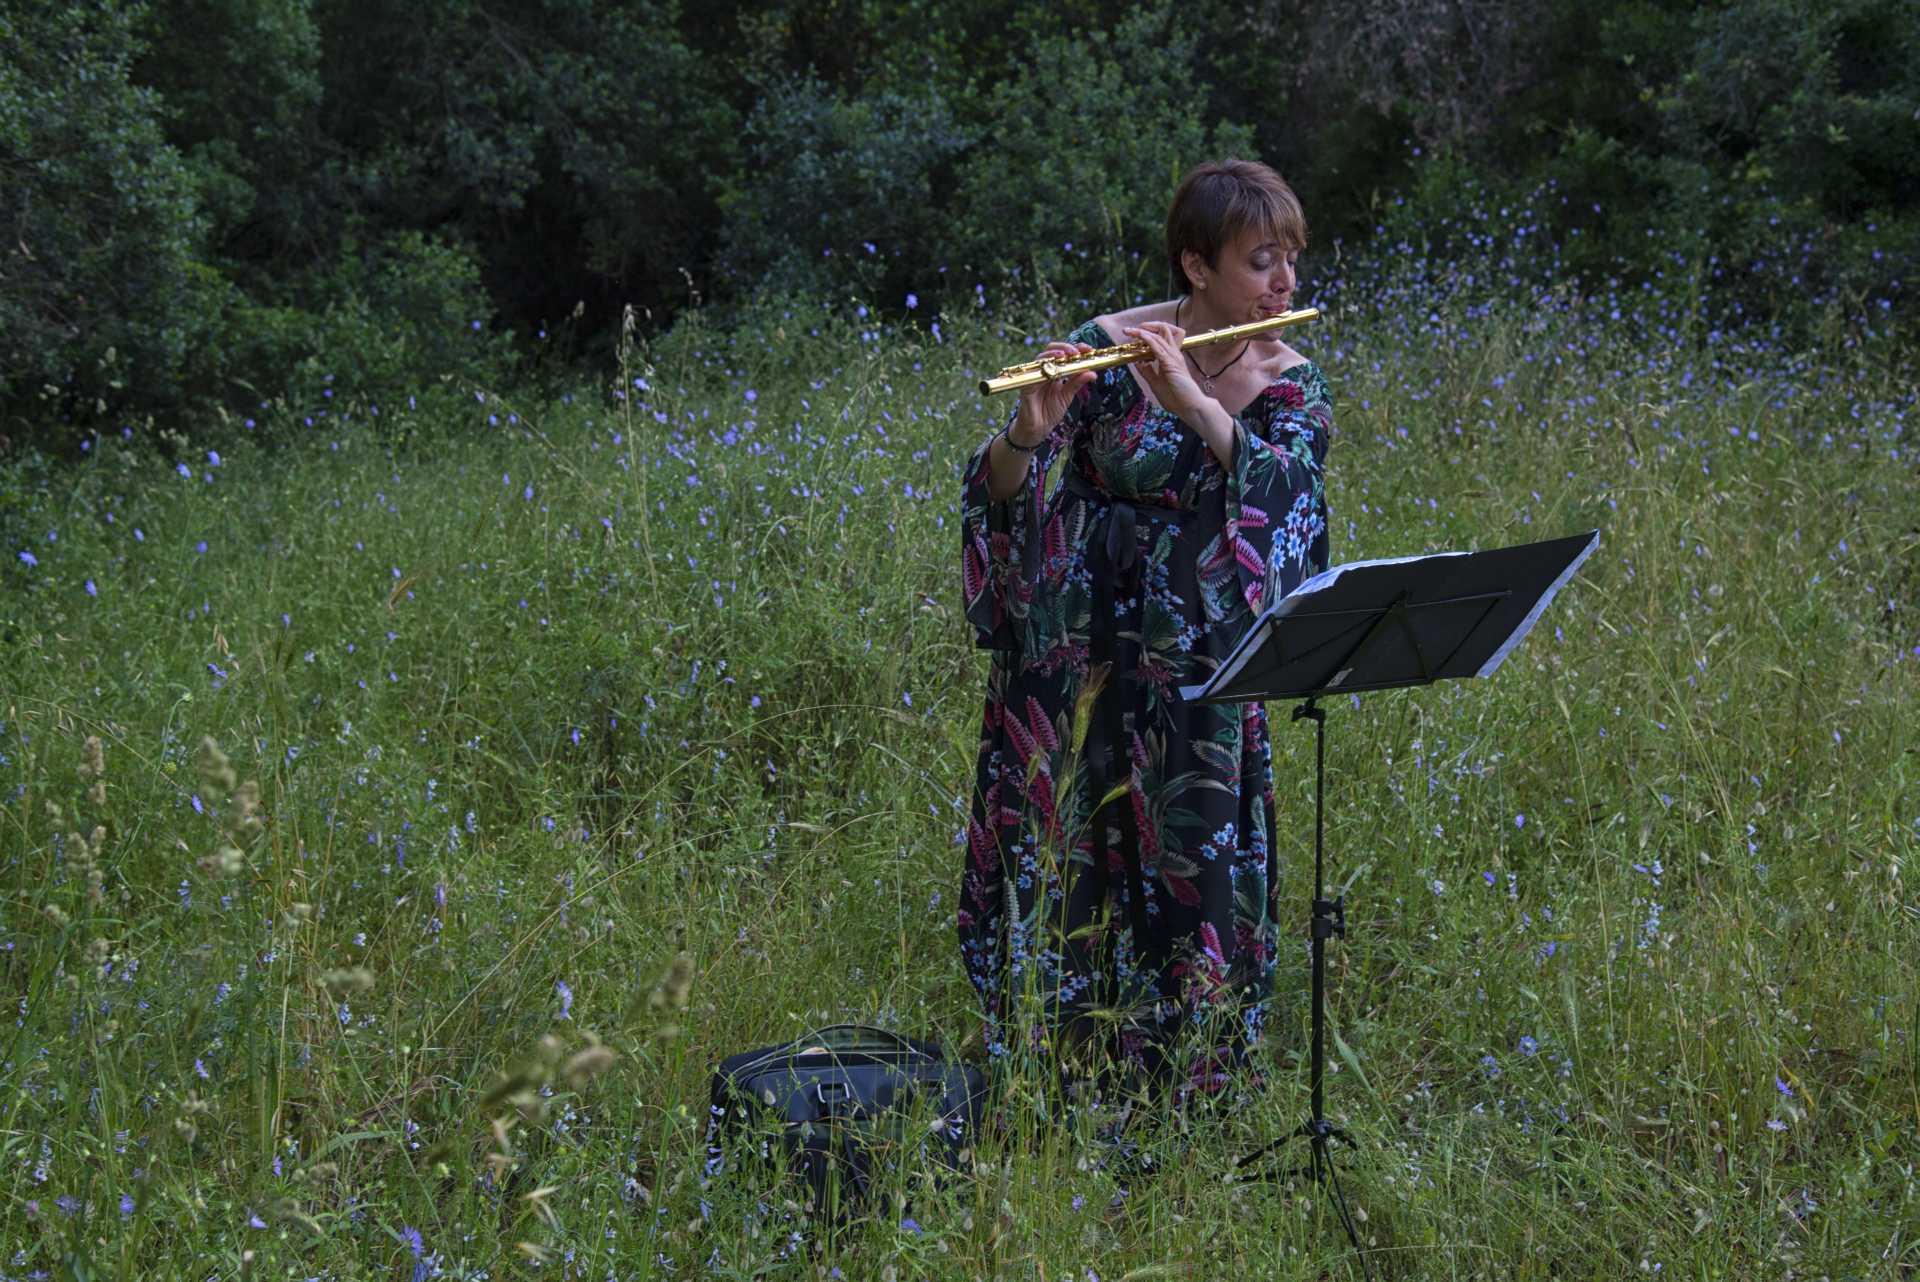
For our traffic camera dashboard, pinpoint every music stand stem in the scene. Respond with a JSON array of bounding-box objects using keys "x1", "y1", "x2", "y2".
[{"x1": 1238, "y1": 701, "x2": 1372, "y2": 1280}]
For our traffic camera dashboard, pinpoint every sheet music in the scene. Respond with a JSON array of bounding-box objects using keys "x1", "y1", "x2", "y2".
[{"x1": 1278, "y1": 549, "x2": 1468, "y2": 608}]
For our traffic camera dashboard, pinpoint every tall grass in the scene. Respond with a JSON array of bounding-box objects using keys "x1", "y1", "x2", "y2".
[{"x1": 1, "y1": 263, "x2": 1914, "y2": 1280}]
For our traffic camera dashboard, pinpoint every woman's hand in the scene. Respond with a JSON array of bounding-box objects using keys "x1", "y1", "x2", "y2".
[
  {"x1": 1123, "y1": 321, "x2": 1211, "y2": 422},
  {"x1": 1011, "y1": 340, "x2": 1097, "y2": 445}
]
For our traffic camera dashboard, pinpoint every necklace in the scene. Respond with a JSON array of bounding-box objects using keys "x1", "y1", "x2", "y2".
[{"x1": 1177, "y1": 296, "x2": 1248, "y2": 396}]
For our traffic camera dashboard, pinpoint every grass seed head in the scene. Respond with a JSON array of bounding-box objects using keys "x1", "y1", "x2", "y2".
[
  {"x1": 295, "y1": 1161, "x2": 339, "y2": 1186},
  {"x1": 175, "y1": 1091, "x2": 210, "y2": 1143},
  {"x1": 480, "y1": 1069, "x2": 537, "y2": 1114},
  {"x1": 649, "y1": 950, "x2": 694, "y2": 1012},
  {"x1": 319, "y1": 966, "x2": 375, "y2": 995},
  {"x1": 195, "y1": 736, "x2": 237, "y2": 795},
  {"x1": 199, "y1": 843, "x2": 246, "y2": 878},
  {"x1": 78, "y1": 734, "x2": 105, "y2": 782},
  {"x1": 1071, "y1": 662, "x2": 1111, "y2": 757},
  {"x1": 227, "y1": 779, "x2": 263, "y2": 836},
  {"x1": 522, "y1": 1185, "x2": 560, "y2": 1230},
  {"x1": 563, "y1": 1040, "x2": 617, "y2": 1092}
]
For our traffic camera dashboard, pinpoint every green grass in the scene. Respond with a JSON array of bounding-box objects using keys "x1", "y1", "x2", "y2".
[{"x1": 1, "y1": 288, "x2": 1915, "y2": 1281}]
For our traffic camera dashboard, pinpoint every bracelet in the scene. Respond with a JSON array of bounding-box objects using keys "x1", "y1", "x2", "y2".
[{"x1": 999, "y1": 425, "x2": 1043, "y2": 454}]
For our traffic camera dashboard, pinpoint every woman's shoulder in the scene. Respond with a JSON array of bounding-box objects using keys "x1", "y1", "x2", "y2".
[
  {"x1": 1249, "y1": 350, "x2": 1331, "y2": 412},
  {"x1": 1087, "y1": 300, "x2": 1177, "y2": 345},
  {"x1": 1066, "y1": 316, "x2": 1114, "y2": 347},
  {"x1": 1265, "y1": 346, "x2": 1327, "y2": 388}
]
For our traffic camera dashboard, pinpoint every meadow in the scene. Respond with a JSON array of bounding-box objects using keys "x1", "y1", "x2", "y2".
[{"x1": 2, "y1": 235, "x2": 1916, "y2": 1280}]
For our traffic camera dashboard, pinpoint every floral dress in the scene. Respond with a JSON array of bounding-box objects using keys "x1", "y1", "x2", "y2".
[{"x1": 958, "y1": 319, "x2": 1332, "y2": 1091}]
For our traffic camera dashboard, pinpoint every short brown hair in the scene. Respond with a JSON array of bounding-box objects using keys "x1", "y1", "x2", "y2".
[{"x1": 1165, "y1": 160, "x2": 1308, "y2": 295}]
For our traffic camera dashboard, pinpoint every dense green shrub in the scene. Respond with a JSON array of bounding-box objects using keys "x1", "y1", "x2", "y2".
[
  {"x1": 1507, "y1": 0, "x2": 1916, "y2": 315},
  {"x1": 308, "y1": 0, "x2": 737, "y2": 340},
  {"x1": 943, "y1": 3, "x2": 1257, "y2": 309},
  {"x1": 944, "y1": 6, "x2": 1259, "y2": 307},
  {"x1": 128, "y1": 0, "x2": 326, "y2": 287},
  {"x1": 206, "y1": 231, "x2": 515, "y2": 424},
  {"x1": 714, "y1": 75, "x2": 972, "y2": 304},
  {"x1": 0, "y1": 0, "x2": 218, "y2": 442},
  {"x1": 714, "y1": 2, "x2": 1257, "y2": 314}
]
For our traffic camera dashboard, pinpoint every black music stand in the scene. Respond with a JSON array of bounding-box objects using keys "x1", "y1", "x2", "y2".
[{"x1": 1179, "y1": 529, "x2": 1599, "y2": 1278}]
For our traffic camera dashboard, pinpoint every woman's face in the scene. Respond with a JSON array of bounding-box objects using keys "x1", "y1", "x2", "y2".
[{"x1": 1186, "y1": 227, "x2": 1299, "y2": 325}]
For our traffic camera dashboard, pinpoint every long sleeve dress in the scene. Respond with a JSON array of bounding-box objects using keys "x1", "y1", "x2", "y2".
[{"x1": 958, "y1": 319, "x2": 1332, "y2": 1093}]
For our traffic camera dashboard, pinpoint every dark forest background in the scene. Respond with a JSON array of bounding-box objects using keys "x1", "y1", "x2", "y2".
[{"x1": 3, "y1": 0, "x2": 1915, "y2": 450}]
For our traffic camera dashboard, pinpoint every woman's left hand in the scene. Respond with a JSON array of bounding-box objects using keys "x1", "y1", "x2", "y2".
[{"x1": 1124, "y1": 321, "x2": 1212, "y2": 422}]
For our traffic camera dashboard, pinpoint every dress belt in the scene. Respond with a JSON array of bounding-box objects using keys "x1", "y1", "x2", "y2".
[
  {"x1": 1060, "y1": 469, "x2": 1196, "y2": 997},
  {"x1": 1062, "y1": 470, "x2": 1195, "y2": 573}
]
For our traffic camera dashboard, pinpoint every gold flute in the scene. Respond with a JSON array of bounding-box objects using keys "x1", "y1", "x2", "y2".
[{"x1": 978, "y1": 307, "x2": 1320, "y2": 396}]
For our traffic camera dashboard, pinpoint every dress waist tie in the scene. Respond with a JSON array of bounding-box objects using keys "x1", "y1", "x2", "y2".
[{"x1": 1061, "y1": 468, "x2": 1196, "y2": 998}]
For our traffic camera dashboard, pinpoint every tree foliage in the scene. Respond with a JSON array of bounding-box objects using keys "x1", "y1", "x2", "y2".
[
  {"x1": 0, "y1": 0, "x2": 216, "y2": 435},
  {"x1": 1, "y1": 0, "x2": 1913, "y2": 449}
]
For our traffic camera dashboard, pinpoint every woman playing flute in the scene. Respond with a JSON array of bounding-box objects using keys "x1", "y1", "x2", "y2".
[{"x1": 958, "y1": 159, "x2": 1332, "y2": 1101}]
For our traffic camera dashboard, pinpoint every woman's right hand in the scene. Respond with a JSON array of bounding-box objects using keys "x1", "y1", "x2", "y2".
[{"x1": 1010, "y1": 340, "x2": 1096, "y2": 446}]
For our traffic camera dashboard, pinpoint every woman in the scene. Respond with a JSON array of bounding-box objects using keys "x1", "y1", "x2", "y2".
[{"x1": 958, "y1": 159, "x2": 1332, "y2": 1096}]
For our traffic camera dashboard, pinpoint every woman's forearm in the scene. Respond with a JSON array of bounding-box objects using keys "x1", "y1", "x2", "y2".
[
  {"x1": 1181, "y1": 400, "x2": 1236, "y2": 471},
  {"x1": 981, "y1": 408, "x2": 1051, "y2": 503}
]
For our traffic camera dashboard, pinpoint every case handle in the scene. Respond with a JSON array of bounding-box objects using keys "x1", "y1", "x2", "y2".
[{"x1": 796, "y1": 1023, "x2": 935, "y2": 1059}]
